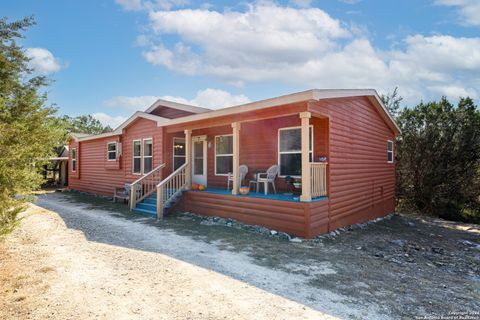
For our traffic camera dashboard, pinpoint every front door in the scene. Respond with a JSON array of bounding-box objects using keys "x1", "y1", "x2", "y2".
[{"x1": 192, "y1": 136, "x2": 207, "y2": 186}]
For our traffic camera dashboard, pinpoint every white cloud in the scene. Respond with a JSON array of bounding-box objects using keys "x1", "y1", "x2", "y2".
[
  {"x1": 434, "y1": 0, "x2": 480, "y2": 26},
  {"x1": 93, "y1": 113, "x2": 128, "y2": 128},
  {"x1": 104, "y1": 88, "x2": 250, "y2": 111},
  {"x1": 133, "y1": 2, "x2": 480, "y2": 103},
  {"x1": 161, "y1": 88, "x2": 250, "y2": 109},
  {"x1": 25, "y1": 48, "x2": 62, "y2": 74},
  {"x1": 104, "y1": 95, "x2": 160, "y2": 110}
]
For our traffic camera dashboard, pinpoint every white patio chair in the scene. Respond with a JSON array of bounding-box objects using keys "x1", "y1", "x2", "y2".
[
  {"x1": 227, "y1": 165, "x2": 248, "y2": 189},
  {"x1": 256, "y1": 165, "x2": 279, "y2": 195}
]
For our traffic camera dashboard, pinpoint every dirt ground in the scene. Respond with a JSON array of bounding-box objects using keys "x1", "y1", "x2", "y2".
[{"x1": 1, "y1": 191, "x2": 479, "y2": 320}]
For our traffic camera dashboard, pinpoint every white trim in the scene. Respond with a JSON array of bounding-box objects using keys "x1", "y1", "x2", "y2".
[
  {"x1": 73, "y1": 112, "x2": 169, "y2": 142},
  {"x1": 278, "y1": 126, "x2": 313, "y2": 178},
  {"x1": 70, "y1": 89, "x2": 401, "y2": 143},
  {"x1": 132, "y1": 139, "x2": 142, "y2": 175},
  {"x1": 214, "y1": 134, "x2": 233, "y2": 176},
  {"x1": 173, "y1": 137, "x2": 186, "y2": 171},
  {"x1": 387, "y1": 140, "x2": 394, "y2": 163},
  {"x1": 162, "y1": 89, "x2": 401, "y2": 135},
  {"x1": 191, "y1": 135, "x2": 207, "y2": 186},
  {"x1": 145, "y1": 99, "x2": 211, "y2": 114},
  {"x1": 106, "y1": 141, "x2": 117, "y2": 161},
  {"x1": 143, "y1": 138, "x2": 153, "y2": 174},
  {"x1": 71, "y1": 148, "x2": 77, "y2": 172}
]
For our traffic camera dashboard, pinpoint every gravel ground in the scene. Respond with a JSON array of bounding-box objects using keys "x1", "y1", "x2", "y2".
[{"x1": 1, "y1": 191, "x2": 479, "y2": 319}]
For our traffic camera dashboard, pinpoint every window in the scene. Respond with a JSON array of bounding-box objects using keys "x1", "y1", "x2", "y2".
[
  {"x1": 387, "y1": 140, "x2": 394, "y2": 163},
  {"x1": 278, "y1": 126, "x2": 313, "y2": 176},
  {"x1": 215, "y1": 135, "x2": 233, "y2": 175},
  {"x1": 107, "y1": 142, "x2": 117, "y2": 161},
  {"x1": 173, "y1": 138, "x2": 186, "y2": 170},
  {"x1": 143, "y1": 139, "x2": 153, "y2": 173},
  {"x1": 132, "y1": 140, "x2": 141, "y2": 174},
  {"x1": 71, "y1": 148, "x2": 77, "y2": 172}
]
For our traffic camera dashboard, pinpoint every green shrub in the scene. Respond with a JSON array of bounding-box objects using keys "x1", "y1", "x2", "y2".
[
  {"x1": 0, "y1": 17, "x2": 64, "y2": 237},
  {"x1": 395, "y1": 97, "x2": 480, "y2": 223}
]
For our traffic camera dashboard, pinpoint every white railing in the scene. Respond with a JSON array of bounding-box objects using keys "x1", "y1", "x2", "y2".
[
  {"x1": 129, "y1": 163, "x2": 165, "y2": 210},
  {"x1": 156, "y1": 163, "x2": 188, "y2": 219},
  {"x1": 310, "y1": 162, "x2": 328, "y2": 198}
]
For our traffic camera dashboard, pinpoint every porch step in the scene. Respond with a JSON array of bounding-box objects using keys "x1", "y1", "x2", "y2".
[
  {"x1": 143, "y1": 197, "x2": 157, "y2": 205},
  {"x1": 136, "y1": 202, "x2": 156, "y2": 211},
  {"x1": 132, "y1": 191, "x2": 182, "y2": 217},
  {"x1": 132, "y1": 207, "x2": 156, "y2": 217}
]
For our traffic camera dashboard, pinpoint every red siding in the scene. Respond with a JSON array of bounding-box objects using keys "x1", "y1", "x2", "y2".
[
  {"x1": 68, "y1": 96, "x2": 397, "y2": 238},
  {"x1": 163, "y1": 115, "x2": 328, "y2": 191},
  {"x1": 184, "y1": 191, "x2": 311, "y2": 236},
  {"x1": 309, "y1": 97, "x2": 396, "y2": 231},
  {"x1": 69, "y1": 118, "x2": 163, "y2": 196}
]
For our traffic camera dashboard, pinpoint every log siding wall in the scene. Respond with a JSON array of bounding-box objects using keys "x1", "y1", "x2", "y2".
[
  {"x1": 309, "y1": 97, "x2": 396, "y2": 231},
  {"x1": 68, "y1": 97, "x2": 396, "y2": 238},
  {"x1": 68, "y1": 118, "x2": 163, "y2": 196}
]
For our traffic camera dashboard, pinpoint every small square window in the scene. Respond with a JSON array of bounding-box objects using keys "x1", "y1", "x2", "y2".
[{"x1": 107, "y1": 142, "x2": 117, "y2": 161}]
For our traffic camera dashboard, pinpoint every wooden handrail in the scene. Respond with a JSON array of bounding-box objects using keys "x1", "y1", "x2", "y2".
[
  {"x1": 131, "y1": 163, "x2": 164, "y2": 185},
  {"x1": 310, "y1": 162, "x2": 328, "y2": 198},
  {"x1": 157, "y1": 163, "x2": 187, "y2": 188},
  {"x1": 129, "y1": 163, "x2": 165, "y2": 209},
  {"x1": 156, "y1": 163, "x2": 188, "y2": 220}
]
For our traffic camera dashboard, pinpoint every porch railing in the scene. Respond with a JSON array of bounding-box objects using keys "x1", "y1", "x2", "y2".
[
  {"x1": 156, "y1": 163, "x2": 188, "y2": 219},
  {"x1": 129, "y1": 163, "x2": 165, "y2": 209},
  {"x1": 310, "y1": 162, "x2": 328, "y2": 198}
]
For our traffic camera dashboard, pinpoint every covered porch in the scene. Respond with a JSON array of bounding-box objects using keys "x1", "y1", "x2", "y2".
[{"x1": 163, "y1": 110, "x2": 329, "y2": 202}]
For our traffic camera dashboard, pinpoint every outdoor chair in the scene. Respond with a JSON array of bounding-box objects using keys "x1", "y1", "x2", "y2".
[
  {"x1": 254, "y1": 165, "x2": 279, "y2": 195},
  {"x1": 227, "y1": 165, "x2": 249, "y2": 190},
  {"x1": 113, "y1": 183, "x2": 131, "y2": 203}
]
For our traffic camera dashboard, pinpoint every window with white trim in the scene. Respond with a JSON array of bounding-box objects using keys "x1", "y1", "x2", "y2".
[
  {"x1": 132, "y1": 140, "x2": 141, "y2": 174},
  {"x1": 143, "y1": 139, "x2": 153, "y2": 173},
  {"x1": 71, "y1": 148, "x2": 77, "y2": 172},
  {"x1": 278, "y1": 126, "x2": 313, "y2": 176},
  {"x1": 173, "y1": 137, "x2": 186, "y2": 171},
  {"x1": 387, "y1": 140, "x2": 394, "y2": 163},
  {"x1": 107, "y1": 142, "x2": 117, "y2": 161},
  {"x1": 215, "y1": 135, "x2": 233, "y2": 175}
]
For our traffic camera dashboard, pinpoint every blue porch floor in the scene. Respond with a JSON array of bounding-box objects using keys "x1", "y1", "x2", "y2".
[{"x1": 190, "y1": 187, "x2": 328, "y2": 203}]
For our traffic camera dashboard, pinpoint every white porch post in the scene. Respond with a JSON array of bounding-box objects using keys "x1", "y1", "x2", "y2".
[
  {"x1": 231, "y1": 122, "x2": 241, "y2": 195},
  {"x1": 300, "y1": 112, "x2": 312, "y2": 202},
  {"x1": 184, "y1": 129, "x2": 192, "y2": 190}
]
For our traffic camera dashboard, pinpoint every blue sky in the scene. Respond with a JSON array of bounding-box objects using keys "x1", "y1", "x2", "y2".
[{"x1": 3, "y1": 0, "x2": 480, "y2": 127}]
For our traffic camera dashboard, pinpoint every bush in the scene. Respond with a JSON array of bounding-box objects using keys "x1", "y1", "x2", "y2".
[
  {"x1": 395, "y1": 97, "x2": 480, "y2": 223},
  {"x1": 0, "y1": 17, "x2": 64, "y2": 237}
]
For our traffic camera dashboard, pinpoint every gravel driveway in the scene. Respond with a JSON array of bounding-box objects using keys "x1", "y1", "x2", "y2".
[{"x1": 1, "y1": 191, "x2": 479, "y2": 319}]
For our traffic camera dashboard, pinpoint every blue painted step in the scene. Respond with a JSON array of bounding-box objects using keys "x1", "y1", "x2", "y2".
[
  {"x1": 132, "y1": 207, "x2": 156, "y2": 217},
  {"x1": 132, "y1": 190, "x2": 182, "y2": 217}
]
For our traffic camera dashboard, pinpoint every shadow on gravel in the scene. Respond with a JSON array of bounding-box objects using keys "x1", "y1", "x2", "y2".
[{"x1": 35, "y1": 191, "x2": 480, "y2": 319}]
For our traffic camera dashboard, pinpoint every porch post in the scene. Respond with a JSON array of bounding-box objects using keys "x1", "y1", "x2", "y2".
[
  {"x1": 184, "y1": 129, "x2": 192, "y2": 190},
  {"x1": 300, "y1": 112, "x2": 312, "y2": 202},
  {"x1": 231, "y1": 122, "x2": 241, "y2": 195}
]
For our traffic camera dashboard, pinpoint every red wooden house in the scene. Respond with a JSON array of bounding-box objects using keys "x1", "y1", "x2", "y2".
[{"x1": 68, "y1": 89, "x2": 400, "y2": 238}]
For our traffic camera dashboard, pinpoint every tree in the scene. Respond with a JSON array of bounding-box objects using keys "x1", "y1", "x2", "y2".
[
  {"x1": 381, "y1": 87, "x2": 403, "y2": 119},
  {"x1": 396, "y1": 97, "x2": 480, "y2": 222},
  {"x1": 60, "y1": 114, "x2": 112, "y2": 135},
  {"x1": 0, "y1": 17, "x2": 64, "y2": 236}
]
